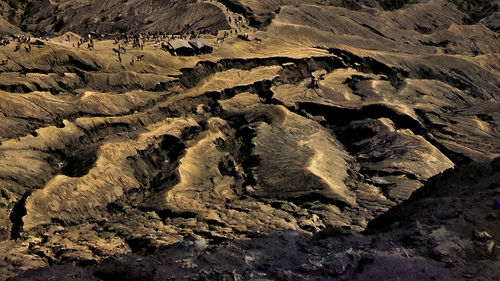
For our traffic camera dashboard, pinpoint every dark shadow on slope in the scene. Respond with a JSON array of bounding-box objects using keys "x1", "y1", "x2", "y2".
[
  {"x1": 58, "y1": 145, "x2": 100, "y2": 178},
  {"x1": 6, "y1": 158, "x2": 500, "y2": 281},
  {"x1": 365, "y1": 157, "x2": 500, "y2": 233}
]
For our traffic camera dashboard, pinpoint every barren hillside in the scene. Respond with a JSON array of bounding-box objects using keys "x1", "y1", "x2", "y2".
[{"x1": 0, "y1": 0, "x2": 499, "y2": 280}]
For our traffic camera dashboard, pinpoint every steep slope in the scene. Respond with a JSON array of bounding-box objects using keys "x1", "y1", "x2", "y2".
[
  {"x1": 22, "y1": 0, "x2": 230, "y2": 36},
  {"x1": 0, "y1": 0, "x2": 498, "y2": 280},
  {"x1": 7, "y1": 159, "x2": 500, "y2": 281}
]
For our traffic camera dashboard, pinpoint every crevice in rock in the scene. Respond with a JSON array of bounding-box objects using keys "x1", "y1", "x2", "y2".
[
  {"x1": 50, "y1": 144, "x2": 100, "y2": 178},
  {"x1": 297, "y1": 102, "x2": 424, "y2": 133},
  {"x1": 178, "y1": 56, "x2": 344, "y2": 89},
  {"x1": 9, "y1": 191, "x2": 31, "y2": 239},
  {"x1": 128, "y1": 134, "x2": 187, "y2": 194},
  {"x1": 329, "y1": 49, "x2": 408, "y2": 88},
  {"x1": 226, "y1": 118, "x2": 259, "y2": 191},
  {"x1": 148, "y1": 208, "x2": 198, "y2": 220}
]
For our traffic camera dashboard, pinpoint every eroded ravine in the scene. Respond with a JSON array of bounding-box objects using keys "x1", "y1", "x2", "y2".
[
  {"x1": 0, "y1": 1, "x2": 499, "y2": 278},
  {"x1": 0, "y1": 49, "x2": 478, "y2": 241}
]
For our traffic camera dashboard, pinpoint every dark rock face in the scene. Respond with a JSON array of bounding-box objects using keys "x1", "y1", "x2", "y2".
[{"x1": 0, "y1": 0, "x2": 499, "y2": 280}]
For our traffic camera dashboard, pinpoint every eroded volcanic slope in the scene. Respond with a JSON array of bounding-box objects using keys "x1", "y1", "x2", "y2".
[
  {"x1": 21, "y1": 0, "x2": 230, "y2": 35},
  {"x1": 0, "y1": 0, "x2": 499, "y2": 280}
]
